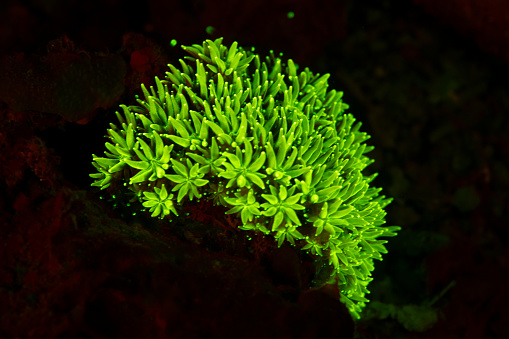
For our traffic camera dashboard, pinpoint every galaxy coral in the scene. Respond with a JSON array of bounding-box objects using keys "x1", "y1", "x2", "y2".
[{"x1": 90, "y1": 38, "x2": 400, "y2": 318}]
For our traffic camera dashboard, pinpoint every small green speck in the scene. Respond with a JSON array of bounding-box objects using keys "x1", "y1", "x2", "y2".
[
  {"x1": 287, "y1": 11, "x2": 295, "y2": 19},
  {"x1": 206, "y1": 26, "x2": 215, "y2": 35}
]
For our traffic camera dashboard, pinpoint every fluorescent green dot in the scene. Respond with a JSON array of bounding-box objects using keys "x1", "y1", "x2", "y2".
[
  {"x1": 206, "y1": 26, "x2": 215, "y2": 35},
  {"x1": 287, "y1": 12, "x2": 295, "y2": 19},
  {"x1": 170, "y1": 39, "x2": 177, "y2": 47}
]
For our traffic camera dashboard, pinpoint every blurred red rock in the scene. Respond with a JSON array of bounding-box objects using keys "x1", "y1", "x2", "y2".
[{"x1": 414, "y1": 0, "x2": 509, "y2": 63}]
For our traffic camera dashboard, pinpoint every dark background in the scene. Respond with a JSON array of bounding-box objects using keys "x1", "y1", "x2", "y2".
[{"x1": 1, "y1": 0, "x2": 508, "y2": 338}]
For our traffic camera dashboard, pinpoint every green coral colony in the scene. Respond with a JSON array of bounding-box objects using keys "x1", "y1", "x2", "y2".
[{"x1": 90, "y1": 38, "x2": 400, "y2": 319}]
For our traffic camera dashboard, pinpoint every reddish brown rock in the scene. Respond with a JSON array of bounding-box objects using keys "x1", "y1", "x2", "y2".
[{"x1": 414, "y1": 0, "x2": 509, "y2": 63}]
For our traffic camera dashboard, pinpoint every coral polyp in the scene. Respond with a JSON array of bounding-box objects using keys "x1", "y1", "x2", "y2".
[{"x1": 90, "y1": 38, "x2": 400, "y2": 318}]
